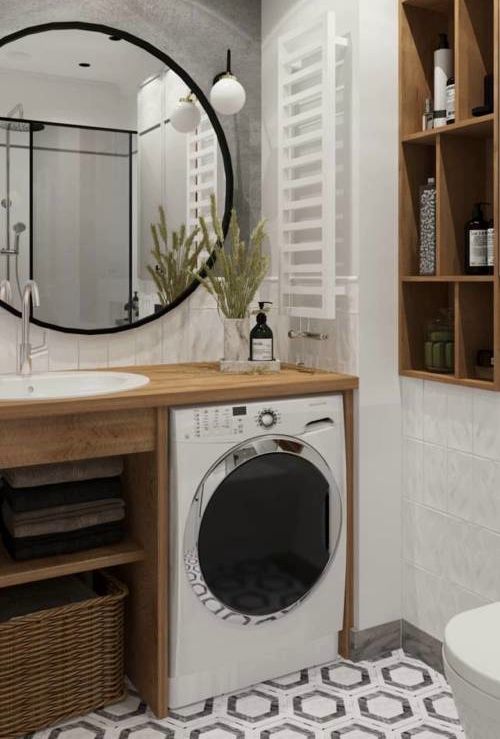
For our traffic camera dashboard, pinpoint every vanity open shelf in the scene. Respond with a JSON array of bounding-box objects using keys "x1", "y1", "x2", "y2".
[
  {"x1": 399, "y1": 0, "x2": 499, "y2": 389},
  {"x1": 0, "y1": 537, "x2": 144, "y2": 589}
]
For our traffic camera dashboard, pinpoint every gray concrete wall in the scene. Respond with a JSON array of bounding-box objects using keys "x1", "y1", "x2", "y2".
[{"x1": 0, "y1": 0, "x2": 261, "y2": 235}]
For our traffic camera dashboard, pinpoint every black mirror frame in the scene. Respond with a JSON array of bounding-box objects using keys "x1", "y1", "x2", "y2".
[{"x1": 0, "y1": 21, "x2": 234, "y2": 335}]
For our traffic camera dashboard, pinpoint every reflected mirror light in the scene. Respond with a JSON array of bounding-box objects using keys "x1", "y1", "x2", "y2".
[{"x1": 0, "y1": 27, "x2": 229, "y2": 332}]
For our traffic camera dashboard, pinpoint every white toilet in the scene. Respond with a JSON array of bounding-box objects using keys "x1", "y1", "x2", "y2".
[{"x1": 444, "y1": 603, "x2": 500, "y2": 738}]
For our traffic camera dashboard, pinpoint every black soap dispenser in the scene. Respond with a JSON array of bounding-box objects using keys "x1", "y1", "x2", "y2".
[
  {"x1": 250, "y1": 302, "x2": 274, "y2": 361},
  {"x1": 465, "y1": 203, "x2": 489, "y2": 275}
]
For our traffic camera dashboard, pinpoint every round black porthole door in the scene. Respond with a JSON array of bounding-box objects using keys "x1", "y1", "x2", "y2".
[{"x1": 184, "y1": 436, "x2": 342, "y2": 626}]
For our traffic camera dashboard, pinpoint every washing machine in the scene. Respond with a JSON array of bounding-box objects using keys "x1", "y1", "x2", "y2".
[{"x1": 169, "y1": 394, "x2": 346, "y2": 708}]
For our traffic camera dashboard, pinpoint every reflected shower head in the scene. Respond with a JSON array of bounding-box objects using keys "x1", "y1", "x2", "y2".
[
  {"x1": 13, "y1": 222, "x2": 26, "y2": 234},
  {"x1": 0, "y1": 120, "x2": 45, "y2": 132}
]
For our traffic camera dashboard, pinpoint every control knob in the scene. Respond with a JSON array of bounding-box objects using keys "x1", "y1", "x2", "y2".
[{"x1": 258, "y1": 409, "x2": 277, "y2": 428}]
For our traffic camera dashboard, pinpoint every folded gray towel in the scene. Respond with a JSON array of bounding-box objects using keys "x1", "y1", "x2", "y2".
[
  {"x1": 2, "y1": 499, "x2": 125, "y2": 538},
  {"x1": 5, "y1": 498, "x2": 125, "y2": 525},
  {"x1": 2, "y1": 456, "x2": 124, "y2": 488}
]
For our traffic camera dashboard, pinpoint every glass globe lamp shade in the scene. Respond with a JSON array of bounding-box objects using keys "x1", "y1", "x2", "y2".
[
  {"x1": 210, "y1": 74, "x2": 246, "y2": 115},
  {"x1": 170, "y1": 97, "x2": 201, "y2": 133}
]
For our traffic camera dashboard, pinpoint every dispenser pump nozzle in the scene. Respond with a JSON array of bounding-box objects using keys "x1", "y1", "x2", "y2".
[{"x1": 437, "y1": 33, "x2": 450, "y2": 49}]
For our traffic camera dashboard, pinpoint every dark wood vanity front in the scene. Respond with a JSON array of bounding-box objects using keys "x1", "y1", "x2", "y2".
[{"x1": 0, "y1": 363, "x2": 358, "y2": 718}]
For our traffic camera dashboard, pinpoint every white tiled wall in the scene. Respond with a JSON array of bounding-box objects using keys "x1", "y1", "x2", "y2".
[
  {"x1": 402, "y1": 377, "x2": 499, "y2": 642},
  {"x1": 0, "y1": 289, "x2": 223, "y2": 374}
]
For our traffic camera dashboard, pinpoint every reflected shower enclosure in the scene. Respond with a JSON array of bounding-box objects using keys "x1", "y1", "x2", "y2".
[{"x1": 0, "y1": 118, "x2": 136, "y2": 329}]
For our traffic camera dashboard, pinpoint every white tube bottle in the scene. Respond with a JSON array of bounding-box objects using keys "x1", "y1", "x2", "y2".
[{"x1": 434, "y1": 33, "x2": 453, "y2": 128}]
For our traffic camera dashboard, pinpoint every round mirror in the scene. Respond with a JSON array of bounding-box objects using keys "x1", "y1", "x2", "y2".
[{"x1": 0, "y1": 23, "x2": 233, "y2": 333}]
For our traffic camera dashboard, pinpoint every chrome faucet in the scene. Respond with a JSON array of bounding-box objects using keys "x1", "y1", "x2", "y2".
[
  {"x1": 0, "y1": 279, "x2": 11, "y2": 303},
  {"x1": 18, "y1": 280, "x2": 47, "y2": 376}
]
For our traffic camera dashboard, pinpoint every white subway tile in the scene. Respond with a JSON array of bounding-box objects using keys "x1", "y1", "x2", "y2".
[
  {"x1": 403, "y1": 501, "x2": 450, "y2": 576},
  {"x1": 134, "y1": 322, "x2": 162, "y2": 366},
  {"x1": 447, "y1": 385, "x2": 473, "y2": 453},
  {"x1": 403, "y1": 563, "x2": 456, "y2": 641},
  {"x1": 48, "y1": 331, "x2": 78, "y2": 371},
  {"x1": 402, "y1": 438, "x2": 424, "y2": 503},
  {"x1": 78, "y1": 336, "x2": 108, "y2": 369},
  {"x1": 445, "y1": 517, "x2": 500, "y2": 601},
  {"x1": 423, "y1": 381, "x2": 447, "y2": 446},
  {"x1": 162, "y1": 303, "x2": 191, "y2": 364},
  {"x1": 108, "y1": 332, "x2": 136, "y2": 368},
  {"x1": 447, "y1": 450, "x2": 474, "y2": 522},
  {"x1": 0, "y1": 311, "x2": 18, "y2": 374},
  {"x1": 401, "y1": 378, "x2": 424, "y2": 440},
  {"x1": 472, "y1": 390, "x2": 500, "y2": 460},
  {"x1": 29, "y1": 325, "x2": 49, "y2": 373},
  {"x1": 422, "y1": 443, "x2": 447, "y2": 512},
  {"x1": 188, "y1": 309, "x2": 223, "y2": 363}
]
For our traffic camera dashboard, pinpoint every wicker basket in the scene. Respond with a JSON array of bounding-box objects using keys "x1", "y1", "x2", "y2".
[{"x1": 0, "y1": 570, "x2": 128, "y2": 738}]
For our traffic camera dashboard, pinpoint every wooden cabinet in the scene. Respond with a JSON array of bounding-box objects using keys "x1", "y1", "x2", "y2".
[{"x1": 400, "y1": 0, "x2": 500, "y2": 388}]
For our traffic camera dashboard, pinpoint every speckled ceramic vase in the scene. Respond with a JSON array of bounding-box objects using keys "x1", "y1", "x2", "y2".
[{"x1": 222, "y1": 317, "x2": 249, "y2": 362}]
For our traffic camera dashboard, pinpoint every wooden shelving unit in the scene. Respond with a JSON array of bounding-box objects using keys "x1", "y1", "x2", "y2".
[
  {"x1": 0, "y1": 537, "x2": 144, "y2": 589},
  {"x1": 400, "y1": 0, "x2": 499, "y2": 388}
]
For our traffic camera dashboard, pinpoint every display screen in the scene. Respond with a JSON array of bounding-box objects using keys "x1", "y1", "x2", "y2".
[{"x1": 232, "y1": 406, "x2": 247, "y2": 416}]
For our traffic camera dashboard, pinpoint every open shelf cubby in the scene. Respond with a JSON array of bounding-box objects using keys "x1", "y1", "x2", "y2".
[{"x1": 399, "y1": 0, "x2": 499, "y2": 389}]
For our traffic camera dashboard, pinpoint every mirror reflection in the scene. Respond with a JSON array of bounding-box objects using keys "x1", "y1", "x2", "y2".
[{"x1": 0, "y1": 28, "x2": 227, "y2": 331}]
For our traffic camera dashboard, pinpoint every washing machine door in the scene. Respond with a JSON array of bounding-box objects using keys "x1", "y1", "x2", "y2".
[{"x1": 184, "y1": 435, "x2": 342, "y2": 626}]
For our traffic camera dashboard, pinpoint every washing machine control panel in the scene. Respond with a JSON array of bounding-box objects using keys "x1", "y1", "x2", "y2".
[{"x1": 189, "y1": 405, "x2": 280, "y2": 439}]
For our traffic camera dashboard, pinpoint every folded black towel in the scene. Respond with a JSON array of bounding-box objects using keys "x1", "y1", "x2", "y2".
[
  {"x1": 0, "y1": 575, "x2": 96, "y2": 622},
  {"x1": 1, "y1": 520, "x2": 124, "y2": 561},
  {"x1": 2, "y1": 476, "x2": 122, "y2": 513}
]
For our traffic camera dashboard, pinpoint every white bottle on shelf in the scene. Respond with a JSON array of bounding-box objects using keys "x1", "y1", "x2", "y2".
[{"x1": 434, "y1": 33, "x2": 453, "y2": 128}]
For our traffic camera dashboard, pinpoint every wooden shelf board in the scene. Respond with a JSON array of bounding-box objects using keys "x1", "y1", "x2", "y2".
[
  {"x1": 401, "y1": 275, "x2": 495, "y2": 282},
  {"x1": 400, "y1": 369, "x2": 496, "y2": 390},
  {"x1": 402, "y1": 0, "x2": 453, "y2": 12},
  {"x1": 0, "y1": 537, "x2": 144, "y2": 589},
  {"x1": 402, "y1": 115, "x2": 495, "y2": 145}
]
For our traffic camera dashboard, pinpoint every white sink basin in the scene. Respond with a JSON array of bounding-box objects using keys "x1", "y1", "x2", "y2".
[{"x1": 0, "y1": 371, "x2": 150, "y2": 401}]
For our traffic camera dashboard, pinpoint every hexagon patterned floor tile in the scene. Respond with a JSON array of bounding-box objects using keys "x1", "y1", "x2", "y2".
[{"x1": 27, "y1": 650, "x2": 465, "y2": 738}]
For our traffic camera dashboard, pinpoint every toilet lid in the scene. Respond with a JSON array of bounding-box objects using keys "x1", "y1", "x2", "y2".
[{"x1": 444, "y1": 603, "x2": 500, "y2": 699}]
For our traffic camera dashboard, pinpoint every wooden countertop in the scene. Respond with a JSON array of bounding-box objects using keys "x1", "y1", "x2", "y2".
[{"x1": 0, "y1": 363, "x2": 358, "y2": 420}]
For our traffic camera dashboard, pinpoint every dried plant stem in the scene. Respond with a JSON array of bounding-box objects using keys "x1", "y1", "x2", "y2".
[
  {"x1": 193, "y1": 195, "x2": 269, "y2": 319},
  {"x1": 147, "y1": 205, "x2": 205, "y2": 305}
]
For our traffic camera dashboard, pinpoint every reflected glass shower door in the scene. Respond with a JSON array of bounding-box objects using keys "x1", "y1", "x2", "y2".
[
  {"x1": 0, "y1": 125, "x2": 30, "y2": 311},
  {"x1": 32, "y1": 123, "x2": 132, "y2": 330}
]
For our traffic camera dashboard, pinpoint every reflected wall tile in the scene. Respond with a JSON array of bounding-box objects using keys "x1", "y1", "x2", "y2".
[
  {"x1": 423, "y1": 381, "x2": 447, "y2": 446},
  {"x1": 422, "y1": 443, "x2": 447, "y2": 512},
  {"x1": 401, "y1": 378, "x2": 424, "y2": 440},
  {"x1": 48, "y1": 331, "x2": 78, "y2": 371},
  {"x1": 108, "y1": 332, "x2": 136, "y2": 368},
  {"x1": 78, "y1": 336, "x2": 108, "y2": 369},
  {"x1": 402, "y1": 438, "x2": 423, "y2": 503},
  {"x1": 447, "y1": 385, "x2": 473, "y2": 453},
  {"x1": 135, "y1": 322, "x2": 162, "y2": 365},
  {"x1": 472, "y1": 390, "x2": 500, "y2": 460}
]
